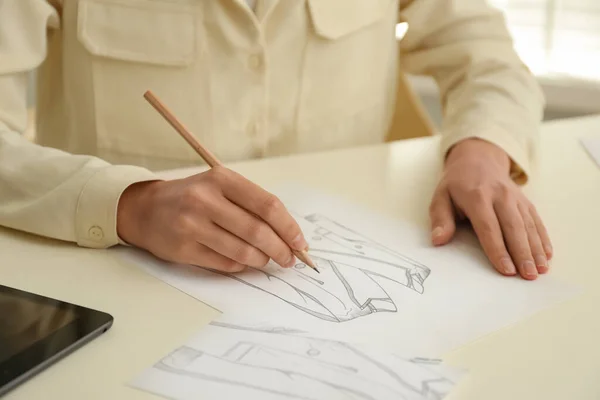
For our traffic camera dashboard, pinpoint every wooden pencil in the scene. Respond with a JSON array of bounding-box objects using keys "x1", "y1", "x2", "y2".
[{"x1": 143, "y1": 90, "x2": 319, "y2": 273}]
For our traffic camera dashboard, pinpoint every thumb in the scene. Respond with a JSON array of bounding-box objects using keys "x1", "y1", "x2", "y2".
[{"x1": 429, "y1": 188, "x2": 457, "y2": 246}]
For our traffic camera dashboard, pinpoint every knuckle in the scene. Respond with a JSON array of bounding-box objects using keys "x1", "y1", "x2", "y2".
[
  {"x1": 211, "y1": 165, "x2": 228, "y2": 179},
  {"x1": 257, "y1": 255, "x2": 270, "y2": 268},
  {"x1": 184, "y1": 186, "x2": 216, "y2": 211},
  {"x1": 234, "y1": 245, "x2": 255, "y2": 265},
  {"x1": 182, "y1": 185, "x2": 202, "y2": 204},
  {"x1": 260, "y1": 194, "x2": 283, "y2": 220},
  {"x1": 183, "y1": 188, "x2": 219, "y2": 215},
  {"x1": 221, "y1": 258, "x2": 245, "y2": 273},
  {"x1": 206, "y1": 166, "x2": 229, "y2": 185},
  {"x1": 496, "y1": 183, "x2": 512, "y2": 200},
  {"x1": 177, "y1": 214, "x2": 197, "y2": 233},
  {"x1": 274, "y1": 248, "x2": 292, "y2": 265},
  {"x1": 233, "y1": 264, "x2": 246, "y2": 273},
  {"x1": 478, "y1": 220, "x2": 495, "y2": 236},
  {"x1": 280, "y1": 219, "x2": 302, "y2": 240},
  {"x1": 515, "y1": 252, "x2": 533, "y2": 264},
  {"x1": 286, "y1": 224, "x2": 302, "y2": 242},
  {"x1": 491, "y1": 248, "x2": 511, "y2": 265},
  {"x1": 496, "y1": 250, "x2": 511, "y2": 261},
  {"x1": 508, "y1": 246, "x2": 531, "y2": 261},
  {"x1": 246, "y1": 221, "x2": 267, "y2": 242},
  {"x1": 525, "y1": 218, "x2": 537, "y2": 232},
  {"x1": 528, "y1": 202, "x2": 538, "y2": 215},
  {"x1": 503, "y1": 219, "x2": 518, "y2": 232},
  {"x1": 467, "y1": 186, "x2": 488, "y2": 204}
]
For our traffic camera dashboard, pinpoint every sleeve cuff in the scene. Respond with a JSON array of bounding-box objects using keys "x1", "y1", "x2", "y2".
[
  {"x1": 75, "y1": 165, "x2": 157, "y2": 249},
  {"x1": 440, "y1": 127, "x2": 533, "y2": 185}
]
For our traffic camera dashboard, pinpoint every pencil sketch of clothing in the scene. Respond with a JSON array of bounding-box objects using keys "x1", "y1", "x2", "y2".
[
  {"x1": 211, "y1": 214, "x2": 431, "y2": 323},
  {"x1": 151, "y1": 332, "x2": 454, "y2": 400}
]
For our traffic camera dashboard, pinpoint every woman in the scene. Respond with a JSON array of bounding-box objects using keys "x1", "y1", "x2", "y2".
[{"x1": 0, "y1": 0, "x2": 551, "y2": 279}]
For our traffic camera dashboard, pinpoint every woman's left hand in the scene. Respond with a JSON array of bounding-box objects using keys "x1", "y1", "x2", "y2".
[{"x1": 428, "y1": 138, "x2": 553, "y2": 280}]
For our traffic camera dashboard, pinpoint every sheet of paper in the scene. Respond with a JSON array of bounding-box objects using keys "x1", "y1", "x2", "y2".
[
  {"x1": 130, "y1": 322, "x2": 465, "y2": 400},
  {"x1": 118, "y1": 184, "x2": 579, "y2": 355},
  {"x1": 581, "y1": 136, "x2": 600, "y2": 168}
]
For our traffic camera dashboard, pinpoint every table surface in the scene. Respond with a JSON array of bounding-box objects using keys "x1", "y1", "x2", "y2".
[{"x1": 2, "y1": 115, "x2": 600, "y2": 400}]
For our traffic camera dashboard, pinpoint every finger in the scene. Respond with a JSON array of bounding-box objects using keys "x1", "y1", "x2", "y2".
[
  {"x1": 196, "y1": 222, "x2": 270, "y2": 269},
  {"x1": 519, "y1": 203, "x2": 549, "y2": 274},
  {"x1": 464, "y1": 201, "x2": 516, "y2": 276},
  {"x1": 494, "y1": 201, "x2": 537, "y2": 280},
  {"x1": 188, "y1": 242, "x2": 247, "y2": 273},
  {"x1": 209, "y1": 197, "x2": 295, "y2": 268},
  {"x1": 429, "y1": 187, "x2": 457, "y2": 246},
  {"x1": 217, "y1": 168, "x2": 308, "y2": 251},
  {"x1": 529, "y1": 204, "x2": 553, "y2": 260}
]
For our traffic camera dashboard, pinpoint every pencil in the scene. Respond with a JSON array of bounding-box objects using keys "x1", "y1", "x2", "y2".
[{"x1": 143, "y1": 90, "x2": 319, "y2": 273}]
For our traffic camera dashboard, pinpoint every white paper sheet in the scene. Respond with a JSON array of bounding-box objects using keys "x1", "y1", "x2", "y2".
[
  {"x1": 118, "y1": 184, "x2": 579, "y2": 355},
  {"x1": 581, "y1": 136, "x2": 600, "y2": 168},
  {"x1": 129, "y1": 322, "x2": 464, "y2": 400}
]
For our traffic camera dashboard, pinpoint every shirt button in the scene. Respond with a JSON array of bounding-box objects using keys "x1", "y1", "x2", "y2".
[
  {"x1": 88, "y1": 226, "x2": 104, "y2": 241},
  {"x1": 248, "y1": 54, "x2": 262, "y2": 70}
]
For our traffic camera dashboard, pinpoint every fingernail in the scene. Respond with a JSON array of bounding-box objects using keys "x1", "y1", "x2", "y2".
[
  {"x1": 291, "y1": 234, "x2": 308, "y2": 251},
  {"x1": 283, "y1": 254, "x2": 295, "y2": 268},
  {"x1": 534, "y1": 254, "x2": 548, "y2": 269},
  {"x1": 500, "y1": 258, "x2": 516, "y2": 275},
  {"x1": 522, "y1": 260, "x2": 538, "y2": 278},
  {"x1": 544, "y1": 244, "x2": 553, "y2": 258},
  {"x1": 535, "y1": 254, "x2": 549, "y2": 274}
]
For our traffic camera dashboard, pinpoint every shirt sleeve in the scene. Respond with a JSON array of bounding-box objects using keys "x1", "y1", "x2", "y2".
[
  {"x1": 0, "y1": 0, "x2": 157, "y2": 249},
  {"x1": 399, "y1": 0, "x2": 546, "y2": 184}
]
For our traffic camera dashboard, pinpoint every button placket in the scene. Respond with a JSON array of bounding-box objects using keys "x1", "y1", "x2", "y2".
[
  {"x1": 246, "y1": 25, "x2": 268, "y2": 156},
  {"x1": 247, "y1": 52, "x2": 269, "y2": 154}
]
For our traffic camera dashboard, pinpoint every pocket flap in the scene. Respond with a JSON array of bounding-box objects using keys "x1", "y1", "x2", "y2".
[
  {"x1": 307, "y1": 0, "x2": 394, "y2": 40},
  {"x1": 78, "y1": 0, "x2": 197, "y2": 66}
]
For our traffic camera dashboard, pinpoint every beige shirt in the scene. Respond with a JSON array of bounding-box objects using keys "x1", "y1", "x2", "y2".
[{"x1": 0, "y1": 0, "x2": 544, "y2": 249}]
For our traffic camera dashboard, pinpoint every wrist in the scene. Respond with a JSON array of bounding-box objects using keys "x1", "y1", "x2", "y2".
[
  {"x1": 446, "y1": 138, "x2": 511, "y2": 173},
  {"x1": 117, "y1": 180, "x2": 162, "y2": 246}
]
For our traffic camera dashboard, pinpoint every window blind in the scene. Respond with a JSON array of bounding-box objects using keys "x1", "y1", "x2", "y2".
[{"x1": 490, "y1": 0, "x2": 600, "y2": 80}]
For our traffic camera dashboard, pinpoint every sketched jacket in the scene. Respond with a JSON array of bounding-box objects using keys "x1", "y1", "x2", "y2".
[
  {"x1": 214, "y1": 214, "x2": 431, "y2": 323},
  {"x1": 151, "y1": 325, "x2": 455, "y2": 400}
]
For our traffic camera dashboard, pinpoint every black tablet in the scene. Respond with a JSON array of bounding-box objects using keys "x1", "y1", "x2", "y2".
[{"x1": 0, "y1": 285, "x2": 113, "y2": 396}]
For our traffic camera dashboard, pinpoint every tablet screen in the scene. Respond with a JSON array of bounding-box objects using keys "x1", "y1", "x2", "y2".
[
  {"x1": 0, "y1": 291, "x2": 77, "y2": 363},
  {"x1": 0, "y1": 285, "x2": 113, "y2": 397}
]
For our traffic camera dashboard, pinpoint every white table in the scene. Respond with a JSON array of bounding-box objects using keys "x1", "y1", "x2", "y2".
[{"x1": 2, "y1": 115, "x2": 600, "y2": 400}]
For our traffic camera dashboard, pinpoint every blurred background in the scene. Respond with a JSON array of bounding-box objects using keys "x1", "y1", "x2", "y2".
[{"x1": 408, "y1": 0, "x2": 600, "y2": 126}]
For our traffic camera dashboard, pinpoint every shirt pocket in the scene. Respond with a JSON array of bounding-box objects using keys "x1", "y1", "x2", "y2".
[
  {"x1": 77, "y1": 0, "x2": 205, "y2": 162},
  {"x1": 296, "y1": 0, "x2": 399, "y2": 153}
]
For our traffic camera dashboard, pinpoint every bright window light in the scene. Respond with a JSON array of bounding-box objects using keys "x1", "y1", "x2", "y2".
[{"x1": 489, "y1": 0, "x2": 600, "y2": 81}]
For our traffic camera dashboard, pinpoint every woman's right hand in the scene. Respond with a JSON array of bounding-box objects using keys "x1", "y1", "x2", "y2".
[{"x1": 117, "y1": 166, "x2": 308, "y2": 273}]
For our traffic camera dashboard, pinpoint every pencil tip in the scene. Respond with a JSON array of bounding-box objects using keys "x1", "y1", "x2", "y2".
[{"x1": 314, "y1": 267, "x2": 320, "y2": 274}]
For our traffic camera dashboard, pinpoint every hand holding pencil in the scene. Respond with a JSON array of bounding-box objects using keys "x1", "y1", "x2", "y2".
[{"x1": 116, "y1": 91, "x2": 317, "y2": 274}]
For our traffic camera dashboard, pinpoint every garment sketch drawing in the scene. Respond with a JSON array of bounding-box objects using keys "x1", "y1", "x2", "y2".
[
  {"x1": 206, "y1": 213, "x2": 431, "y2": 323},
  {"x1": 123, "y1": 184, "x2": 579, "y2": 357},
  {"x1": 132, "y1": 323, "x2": 458, "y2": 400}
]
